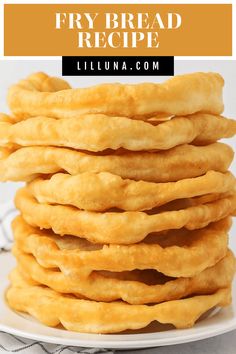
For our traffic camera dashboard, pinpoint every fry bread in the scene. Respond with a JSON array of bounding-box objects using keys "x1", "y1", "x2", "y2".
[
  {"x1": 1, "y1": 113, "x2": 235, "y2": 151},
  {"x1": 28, "y1": 171, "x2": 236, "y2": 211},
  {"x1": 6, "y1": 269, "x2": 231, "y2": 333},
  {"x1": 0, "y1": 143, "x2": 233, "y2": 182},
  {"x1": 14, "y1": 247, "x2": 235, "y2": 305},
  {"x1": 15, "y1": 187, "x2": 236, "y2": 244},
  {"x1": 13, "y1": 216, "x2": 229, "y2": 278},
  {"x1": 4, "y1": 70, "x2": 236, "y2": 334},
  {"x1": 8, "y1": 72, "x2": 224, "y2": 120}
]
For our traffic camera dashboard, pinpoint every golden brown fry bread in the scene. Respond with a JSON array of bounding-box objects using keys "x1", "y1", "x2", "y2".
[
  {"x1": 0, "y1": 143, "x2": 233, "y2": 182},
  {"x1": 10, "y1": 72, "x2": 71, "y2": 93},
  {"x1": 13, "y1": 216, "x2": 229, "y2": 278},
  {"x1": 1, "y1": 113, "x2": 235, "y2": 152},
  {"x1": 6, "y1": 269, "x2": 231, "y2": 333},
  {"x1": 28, "y1": 171, "x2": 236, "y2": 212},
  {"x1": 7, "y1": 72, "x2": 224, "y2": 120},
  {"x1": 15, "y1": 187, "x2": 236, "y2": 244},
  {"x1": 14, "y1": 246, "x2": 235, "y2": 305}
]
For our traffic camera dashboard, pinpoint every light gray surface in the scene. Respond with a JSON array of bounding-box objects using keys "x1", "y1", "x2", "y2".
[
  {"x1": 120, "y1": 331, "x2": 236, "y2": 353},
  {"x1": 0, "y1": 60, "x2": 235, "y2": 353}
]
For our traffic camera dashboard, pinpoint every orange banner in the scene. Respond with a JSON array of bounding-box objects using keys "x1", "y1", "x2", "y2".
[{"x1": 4, "y1": 4, "x2": 232, "y2": 56}]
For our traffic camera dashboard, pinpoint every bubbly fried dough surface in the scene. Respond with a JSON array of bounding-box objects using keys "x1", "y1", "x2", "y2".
[
  {"x1": 4, "y1": 71, "x2": 236, "y2": 334},
  {"x1": 13, "y1": 216, "x2": 229, "y2": 278},
  {"x1": 15, "y1": 187, "x2": 236, "y2": 244},
  {"x1": 6, "y1": 269, "x2": 231, "y2": 333},
  {"x1": 1, "y1": 113, "x2": 235, "y2": 152},
  {"x1": 14, "y1": 247, "x2": 235, "y2": 305},
  {"x1": 28, "y1": 171, "x2": 236, "y2": 211},
  {"x1": 8, "y1": 72, "x2": 224, "y2": 120},
  {"x1": 0, "y1": 143, "x2": 233, "y2": 182}
]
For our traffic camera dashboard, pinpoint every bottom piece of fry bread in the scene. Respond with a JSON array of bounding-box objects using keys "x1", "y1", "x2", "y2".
[{"x1": 7, "y1": 269, "x2": 232, "y2": 333}]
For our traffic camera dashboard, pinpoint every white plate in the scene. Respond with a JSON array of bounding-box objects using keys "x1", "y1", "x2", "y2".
[{"x1": 1, "y1": 252, "x2": 236, "y2": 350}]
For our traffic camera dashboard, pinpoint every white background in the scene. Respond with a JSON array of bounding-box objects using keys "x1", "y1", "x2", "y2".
[{"x1": 0, "y1": 59, "x2": 235, "y2": 251}]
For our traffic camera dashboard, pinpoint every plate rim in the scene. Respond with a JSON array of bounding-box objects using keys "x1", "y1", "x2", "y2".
[{"x1": 1, "y1": 320, "x2": 236, "y2": 349}]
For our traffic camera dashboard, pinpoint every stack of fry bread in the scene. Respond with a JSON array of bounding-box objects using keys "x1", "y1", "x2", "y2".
[{"x1": 1, "y1": 72, "x2": 236, "y2": 333}]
